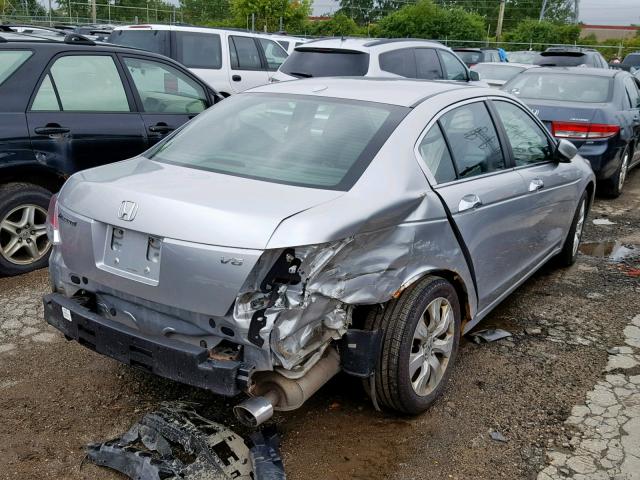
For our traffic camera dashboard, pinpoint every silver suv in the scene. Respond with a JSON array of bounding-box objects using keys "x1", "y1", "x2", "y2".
[{"x1": 44, "y1": 78, "x2": 594, "y2": 427}]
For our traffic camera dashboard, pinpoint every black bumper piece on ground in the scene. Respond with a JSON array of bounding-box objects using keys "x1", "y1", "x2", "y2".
[{"x1": 43, "y1": 293, "x2": 251, "y2": 397}]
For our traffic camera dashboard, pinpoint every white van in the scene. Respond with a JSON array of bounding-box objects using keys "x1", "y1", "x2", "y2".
[
  {"x1": 108, "y1": 25, "x2": 289, "y2": 96},
  {"x1": 267, "y1": 34, "x2": 309, "y2": 54}
]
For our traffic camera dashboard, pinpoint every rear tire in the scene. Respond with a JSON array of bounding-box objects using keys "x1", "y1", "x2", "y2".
[
  {"x1": 364, "y1": 276, "x2": 461, "y2": 414},
  {"x1": 0, "y1": 183, "x2": 53, "y2": 277},
  {"x1": 602, "y1": 147, "x2": 630, "y2": 198},
  {"x1": 556, "y1": 191, "x2": 588, "y2": 267}
]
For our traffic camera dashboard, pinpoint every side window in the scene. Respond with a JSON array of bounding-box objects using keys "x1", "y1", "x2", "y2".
[
  {"x1": 624, "y1": 77, "x2": 640, "y2": 109},
  {"x1": 418, "y1": 124, "x2": 457, "y2": 183},
  {"x1": 439, "y1": 102, "x2": 505, "y2": 179},
  {"x1": 415, "y1": 48, "x2": 443, "y2": 80},
  {"x1": 439, "y1": 50, "x2": 468, "y2": 81},
  {"x1": 258, "y1": 39, "x2": 288, "y2": 71},
  {"x1": 493, "y1": 101, "x2": 553, "y2": 166},
  {"x1": 31, "y1": 74, "x2": 59, "y2": 110},
  {"x1": 278, "y1": 40, "x2": 290, "y2": 51},
  {"x1": 229, "y1": 36, "x2": 262, "y2": 70},
  {"x1": 379, "y1": 49, "x2": 416, "y2": 78},
  {"x1": 31, "y1": 55, "x2": 129, "y2": 112},
  {"x1": 0, "y1": 50, "x2": 32, "y2": 85},
  {"x1": 175, "y1": 32, "x2": 222, "y2": 69},
  {"x1": 124, "y1": 57, "x2": 207, "y2": 114}
]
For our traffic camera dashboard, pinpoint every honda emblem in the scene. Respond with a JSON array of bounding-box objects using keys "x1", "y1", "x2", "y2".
[{"x1": 118, "y1": 201, "x2": 138, "y2": 221}]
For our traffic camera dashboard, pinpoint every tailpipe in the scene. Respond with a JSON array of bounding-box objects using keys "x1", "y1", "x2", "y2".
[{"x1": 234, "y1": 348, "x2": 341, "y2": 427}]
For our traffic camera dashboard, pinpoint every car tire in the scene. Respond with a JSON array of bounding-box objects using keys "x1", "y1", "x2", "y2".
[
  {"x1": 0, "y1": 183, "x2": 53, "y2": 277},
  {"x1": 364, "y1": 275, "x2": 461, "y2": 414},
  {"x1": 602, "y1": 147, "x2": 630, "y2": 198},
  {"x1": 556, "y1": 191, "x2": 588, "y2": 268}
]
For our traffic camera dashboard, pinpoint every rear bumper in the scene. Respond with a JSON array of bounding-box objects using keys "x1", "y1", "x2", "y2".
[
  {"x1": 43, "y1": 293, "x2": 252, "y2": 397},
  {"x1": 577, "y1": 141, "x2": 623, "y2": 179}
]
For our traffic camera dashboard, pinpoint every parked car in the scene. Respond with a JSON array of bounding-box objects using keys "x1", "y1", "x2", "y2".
[
  {"x1": 470, "y1": 62, "x2": 537, "y2": 88},
  {"x1": 619, "y1": 52, "x2": 640, "y2": 73},
  {"x1": 44, "y1": 78, "x2": 594, "y2": 427},
  {"x1": 507, "y1": 50, "x2": 541, "y2": 64},
  {"x1": 266, "y1": 33, "x2": 308, "y2": 54},
  {"x1": 535, "y1": 47, "x2": 609, "y2": 69},
  {"x1": 272, "y1": 38, "x2": 480, "y2": 83},
  {"x1": 108, "y1": 25, "x2": 289, "y2": 96},
  {"x1": 453, "y1": 47, "x2": 504, "y2": 66},
  {"x1": 503, "y1": 67, "x2": 640, "y2": 197},
  {"x1": 0, "y1": 33, "x2": 221, "y2": 276}
]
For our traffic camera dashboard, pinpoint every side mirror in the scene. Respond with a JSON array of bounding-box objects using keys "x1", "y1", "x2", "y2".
[
  {"x1": 556, "y1": 139, "x2": 577, "y2": 162},
  {"x1": 469, "y1": 70, "x2": 480, "y2": 81}
]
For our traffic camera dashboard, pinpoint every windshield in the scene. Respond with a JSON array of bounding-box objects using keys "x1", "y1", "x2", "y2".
[
  {"x1": 147, "y1": 93, "x2": 407, "y2": 190},
  {"x1": 536, "y1": 53, "x2": 588, "y2": 67},
  {"x1": 622, "y1": 54, "x2": 640, "y2": 67},
  {"x1": 507, "y1": 51, "x2": 540, "y2": 64},
  {"x1": 280, "y1": 49, "x2": 369, "y2": 78},
  {"x1": 0, "y1": 50, "x2": 32, "y2": 85},
  {"x1": 455, "y1": 51, "x2": 482, "y2": 64},
  {"x1": 472, "y1": 64, "x2": 525, "y2": 81},
  {"x1": 504, "y1": 73, "x2": 612, "y2": 103},
  {"x1": 108, "y1": 30, "x2": 169, "y2": 56}
]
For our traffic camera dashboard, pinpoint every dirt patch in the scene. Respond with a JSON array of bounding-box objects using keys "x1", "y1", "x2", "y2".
[{"x1": 0, "y1": 170, "x2": 639, "y2": 480}]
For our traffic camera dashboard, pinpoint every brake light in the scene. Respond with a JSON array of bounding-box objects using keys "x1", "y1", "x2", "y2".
[
  {"x1": 46, "y1": 194, "x2": 61, "y2": 245},
  {"x1": 552, "y1": 121, "x2": 620, "y2": 140}
]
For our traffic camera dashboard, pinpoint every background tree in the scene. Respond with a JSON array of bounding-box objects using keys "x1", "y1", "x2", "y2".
[
  {"x1": 230, "y1": 0, "x2": 311, "y2": 32},
  {"x1": 303, "y1": 12, "x2": 361, "y2": 36},
  {"x1": 503, "y1": 19, "x2": 580, "y2": 48},
  {"x1": 180, "y1": 0, "x2": 231, "y2": 24}
]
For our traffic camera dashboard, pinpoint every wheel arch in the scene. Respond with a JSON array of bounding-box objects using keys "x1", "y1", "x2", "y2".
[{"x1": 0, "y1": 164, "x2": 66, "y2": 194}]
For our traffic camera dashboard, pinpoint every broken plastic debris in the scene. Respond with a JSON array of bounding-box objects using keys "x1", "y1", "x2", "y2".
[
  {"x1": 469, "y1": 328, "x2": 512, "y2": 344},
  {"x1": 592, "y1": 218, "x2": 616, "y2": 225},
  {"x1": 249, "y1": 428, "x2": 286, "y2": 480},
  {"x1": 489, "y1": 430, "x2": 508, "y2": 443}
]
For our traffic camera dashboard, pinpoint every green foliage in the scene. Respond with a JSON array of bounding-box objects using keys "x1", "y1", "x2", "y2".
[
  {"x1": 503, "y1": 19, "x2": 580, "y2": 48},
  {"x1": 230, "y1": 0, "x2": 311, "y2": 33},
  {"x1": 302, "y1": 13, "x2": 362, "y2": 36},
  {"x1": 180, "y1": 0, "x2": 231, "y2": 24},
  {"x1": 376, "y1": 0, "x2": 486, "y2": 42}
]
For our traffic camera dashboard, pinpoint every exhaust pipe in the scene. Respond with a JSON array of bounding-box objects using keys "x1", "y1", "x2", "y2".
[{"x1": 234, "y1": 348, "x2": 340, "y2": 427}]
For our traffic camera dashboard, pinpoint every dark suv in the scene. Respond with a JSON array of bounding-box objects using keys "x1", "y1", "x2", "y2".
[
  {"x1": 0, "y1": 33, "x2": 220, "y2": 276},
  {"x1": 535, "y1": 47, "x2": 609, "y2": 69},
  {"x1": 453, "y1": 48, "x2": 503, "y2": 66}
]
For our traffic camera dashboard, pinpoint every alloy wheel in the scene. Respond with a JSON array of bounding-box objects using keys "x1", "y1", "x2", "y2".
[
  {"x1": 0, "y1": 204, "x2": 50, "y2": 265},
  {"x1": 572, "y1": 199, "x2": 586, "y2": 257},
  {"x1": 409, "y1": 297, "x2": 455, "y2": 396}
]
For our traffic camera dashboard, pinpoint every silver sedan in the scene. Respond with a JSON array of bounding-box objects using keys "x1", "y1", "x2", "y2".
[{"x1": 44, "y1": 78, "x2": 595, "y2": 426}]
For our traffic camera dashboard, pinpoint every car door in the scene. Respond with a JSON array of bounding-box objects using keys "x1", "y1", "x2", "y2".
[
  {"x1": 172, "y1": 30, "x2": 224, "y2": 93},
  {"x1": 26, "y1": 52, "x2": 146, "y2": 174},
  {"x1": 120, "y1": 54, "x2": 212, "y2": 147},
  {"x1": 228, "y1": 35, "x2": 269, "y2": 93},
  {"x1": 256, "y1": 38, "x2": 288, "y2": 77},
  {"x1": 415, "y1": 48, "x2": 444, "y2": 80},
  {"x1": 421, "y1": 100, "x2": 533, "y2": 312},
  {"x1": 623, "y1": 76, "x2": 640, "y2": 166},
  {"x1": 438, "y1": 50, "x2": 469, "y2": 81},
  {"x1": 490, "y1": 99, "x2": 581, "y2": 264}
]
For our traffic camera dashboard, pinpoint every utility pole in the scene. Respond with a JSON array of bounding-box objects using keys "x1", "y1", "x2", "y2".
[
  {"x1": 91, "y1": 0, "x2": 96, "y2": 23},
  {"x1": 48, "y1": 0, "x2": 52, "y2": 25},
  {"x1": 146, "y1": 0, "x2": 149, "y2": 22},
  {"x1": 251, "y1": 12, "x2": 255, "y2": 31},
  {"x1": 574, "y1": 0, "x2": 580, "y2": 23},
  {"x1": 539, "y1": 0, "x2": 548, "y2": 21},
  {"x1": 496, "y1": 0, "x2": 506, "y2": 42}
]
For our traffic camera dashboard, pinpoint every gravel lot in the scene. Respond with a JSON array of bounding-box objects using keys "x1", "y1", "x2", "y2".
[{"x1": 0, "y1": 170, "x2": 639, "y2": 480}]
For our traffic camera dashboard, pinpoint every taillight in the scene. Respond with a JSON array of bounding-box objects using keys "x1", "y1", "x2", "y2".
[
  {"x1": 46, "y1": 194, "x2": 61, "y2": 245},
  {"x1": 552, "y1": 121, "x2": 620, "y2": 140}
]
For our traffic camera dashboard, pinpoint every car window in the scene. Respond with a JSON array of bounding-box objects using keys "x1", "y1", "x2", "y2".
[
  {"x1": 0, "y1": 50, "x2": 32, "y2": 85},
  {"x1": 505, "y1": 73, "x2": 612, "y2": 103},
  {"x1": 624, "y1": 77, "x2": 640, "y2": 109},
  {"x1": 418, "y1": 124, "x2": 456, "y2": 183},
  {"x1": 439, "y1": 102, "x2": 505, "y2": 179},
  {"x1": 277, "y1": 40, "x2": 290, "y2": 51},
  {"x1": 108, "y1": 30, "x2": 170, "y2": 56},
  {"x1": 536, "y1": 53, "x2": 587, "y2": 67},
  {"x1": 258, "y1": 38, "x2": 288, "y2": 71},
  {"x1": 31, "y1": 74, "x2": 59, "y2": 110},
  {"x1": 31, "y1": 55, "x2": 129, "y2": 112},
  {"x1": 472, "y1": 64, "x2": 525, "y2": 81},
  {"x1": 455, "y1": 50, "x2": 481, "y2": 64},
  {"x1": 175, "y1": 31, "x2": 221, "y2": 69},
  {"x1": 415, "y1": 48, "x2": 442, "y2": 80},
  {"x1": 379, "y1": 49, "x2": 416, "y2": 78},
  {"x1": 493, "y1": 101, "x2": 553, "y2": 166},
  {"x1": 440, "y1": 51, "x2": 468, "y2": 80},
  {"x1": 229, "y1": 36, "x2": 262, "y2": 70},
  {"x1": 280, "y1": 49, "x2": 369, "y2": 78},
  {"x1": 147, "y1": 93, "x2": 408, "y2": 191},
  {"x1": 123, "y1": 57, "x2": 207, "y2": 114}
]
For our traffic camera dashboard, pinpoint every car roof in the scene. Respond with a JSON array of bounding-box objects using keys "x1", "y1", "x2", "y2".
[
  {"x1": 519, "y1": 66, "x2": 622, "y2": 77},
  {"x1": 298, "y1": 37, "x2": 443, "y2": 52},
  {"x1": 472, "y1": 62, "x2": 536, "y2": 68},
  {"x1": 112, "y1": 24, "x2": 282, "y2": 40},
  {"x1": 453, "y1": 47, "x2": 497, "y2": 51},
  {"x1": 247, "y1": 77, "x2": 495, "y2": 107}
]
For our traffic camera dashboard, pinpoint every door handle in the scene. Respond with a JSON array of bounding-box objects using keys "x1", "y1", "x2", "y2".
[
  {"x1": 529, "y1": 178, "x2": 544, "y2": 192},
  {"x1": 458, "y1": 194, "x2": 482, "y2": 212},
  {"x1": 148, "y1": 123, "x2": 174, "y2": 134},
  {"x1": 232, "y1": 75, "x2": 242, "y2": 82},
  {"x1": 34, "y1": 124, "x2": 70, "y2": 135}
]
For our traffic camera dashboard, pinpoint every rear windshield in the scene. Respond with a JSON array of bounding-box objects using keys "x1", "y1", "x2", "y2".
[
  {"x1": 0, "y1": 50, "x2": 32, "y2": 85},
  {"x1": 622, "y1": 54, "x2": 640, "y2": 67},
  {"x1": 280, "y1": 49, "x2": 369, "y2": 78},
  {"x1": 147, "y1": 93, "x2": 407, "y2": 190},
  {"x1": 108, "y1": 30, "x2": 169, "y2": 56},
  {"x1": 455, "y1": 50, "x2": 482, "y2": 64},
  {"x1": 536, "y1": 52, "x2": 587, "y2": 66},
  {"x1": 506, "y1": 51, "x2": 540, "y2": 64},
  {"x1": 504, "y1": 73, "x2": 612, "y2": 103},
  {"x1": 471, "y1": 64, "x2": 525, "y2": 81}
]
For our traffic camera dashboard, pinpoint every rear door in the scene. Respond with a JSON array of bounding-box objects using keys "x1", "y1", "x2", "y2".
[
  {"x1": 228, "y1": 35, "x2": 269, "y2": 93},
  {"x1": 422, "y1": 100, "x2": 532, "y2": 311},
  {"x1": 26, "y1": 52, "x2": 147, "y2": 174},
  {"x1": 173, "y1": 30, "x2": 224, "y2": 91},
  {"x1": 119, "y1": 54, "x2": 211, "y2": 147}
]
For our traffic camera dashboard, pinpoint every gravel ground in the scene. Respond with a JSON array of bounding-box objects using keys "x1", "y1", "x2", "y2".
[{"x1": 0, "y1": 169, "x2": 638, "y2": 480}]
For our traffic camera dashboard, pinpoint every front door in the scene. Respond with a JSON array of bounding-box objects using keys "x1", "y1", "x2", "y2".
[
  {"x1": 119, "y1": 55, "x2": 211, "y2": 148},
  {"x1": 26, "y1": 53, "x2": 146, "y2": 175},
  {"x1": 227, "y1": 35, "x2": 269, "y2": 93}
]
